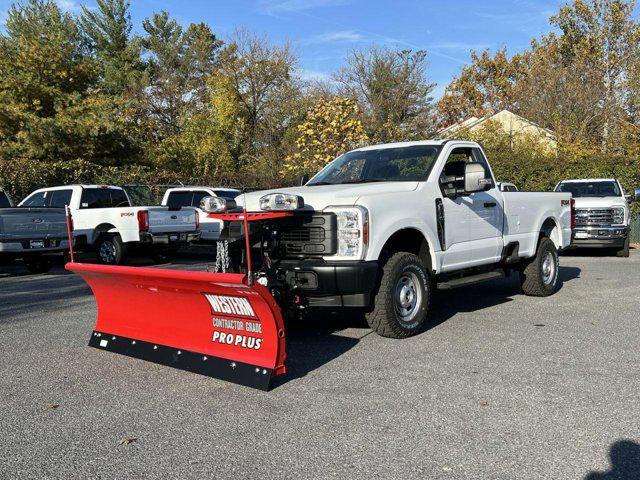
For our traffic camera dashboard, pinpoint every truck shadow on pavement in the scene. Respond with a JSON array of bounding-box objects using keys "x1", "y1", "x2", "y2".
[
  {"x1": 584, "y1": 440, "x2": 640, "y2": 480},
  {"x1": 274, "y1": 265, "x2": 581, "y2": 387},
  {"x1": 277, "y1": 270, "x2": 543, "y2": 384}
]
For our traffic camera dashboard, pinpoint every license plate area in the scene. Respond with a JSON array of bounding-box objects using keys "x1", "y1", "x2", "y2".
[{"x1": 30, "y1": 240, "x2": 45, "y2": 248}]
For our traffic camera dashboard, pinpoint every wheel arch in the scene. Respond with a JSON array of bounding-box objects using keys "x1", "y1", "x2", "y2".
[
  {"x1": 538, "y1": 216, "x2": 562, "y2": 250},
  {"x1": 377, "y1": 228, "x2": 435, "y2": 273},
  {"x1": 92, "y1": 223, "x2": 118, "y2": 244}
]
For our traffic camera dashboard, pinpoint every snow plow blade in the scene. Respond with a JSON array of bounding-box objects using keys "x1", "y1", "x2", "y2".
[{"x1": 67, "y1": 263, "x2": 286, "y2": 391}]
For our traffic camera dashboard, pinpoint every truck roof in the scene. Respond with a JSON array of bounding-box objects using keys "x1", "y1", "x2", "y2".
[
  {"x1": 165, "y1": 186, "x2": 240, "y2": 192},
  {"x1": 354, "y1": 139, "x2": 474, "y2": 152},
  {"x1": 559, "y1": 178, "x2": 617, "y2": 183},
  {"x1": 34, "y1": 184, "x2": 123, "y2": 190}
]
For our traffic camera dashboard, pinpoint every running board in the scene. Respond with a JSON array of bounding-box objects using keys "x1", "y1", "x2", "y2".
[{"x1": 436, "y1": 270, "x2": 504, "y2": 290}]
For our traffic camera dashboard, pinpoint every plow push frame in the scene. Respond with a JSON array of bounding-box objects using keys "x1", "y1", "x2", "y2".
[{"x1": 65, "y1": 208, "x2": 291, "y2": 391}]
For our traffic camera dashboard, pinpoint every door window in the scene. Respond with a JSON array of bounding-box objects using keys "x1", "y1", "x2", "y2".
[
  {"x1": 191, "y1": 191, "x2": 211, "y2": 207},
  {"x1": 49, "y1": 190, "x2": 73, "y2": 208},
  {"x1": 166, "y1": 191, "x2": 193, "y2": 209},
  {"x1": 110, "y1": 189, "x2": 130, "y2": 207},
  {"x1": 439, "y1": 147, "x2": 494, "y2": 194},
  {"x1": 0, "y1": 191, "x2": 11, "y2": 207},
  {"x1": 80, "y1": 188, "x2": 111, "y2": 208}
]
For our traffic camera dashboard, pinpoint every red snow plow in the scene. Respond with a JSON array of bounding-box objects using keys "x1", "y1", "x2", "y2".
[{"x1": 66, "y1": 208, "x2": 291, "y2": 390}]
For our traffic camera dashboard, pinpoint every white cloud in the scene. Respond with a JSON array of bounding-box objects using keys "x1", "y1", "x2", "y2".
[
  {"x1": 297, "y1": 68, "x2": 333, "y2": 82},
  {"x1": 428, "y1": 41, "x2": 493, "y2": 53},
  {"x1": 261, "y1": 0, "x2": 350, "y2": 13},
  {"x1": 300, "y1": 30, "x2": 365, "y2": 45},
  {"x1": 55, "y1": 0, "x2": 82, "y2": 12}
]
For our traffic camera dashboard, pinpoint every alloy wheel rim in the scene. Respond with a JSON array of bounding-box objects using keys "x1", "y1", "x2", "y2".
[{"x1": 99, "y1": 241, "x2": 116, "y2": 263}]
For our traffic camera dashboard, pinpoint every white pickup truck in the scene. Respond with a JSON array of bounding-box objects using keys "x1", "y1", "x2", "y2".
[
  {"x1": 19, "y1": 185, "x2": 199, "y2": 264},
  {"x1": 214, "y1": 140, "x2": 573, "y2": 338},
  {"x1": 161, "y1": 187, "x2": 240, "y2": 242},
  {"x1": 555, "y1": 178, "x2": 637, "y2": 257}
]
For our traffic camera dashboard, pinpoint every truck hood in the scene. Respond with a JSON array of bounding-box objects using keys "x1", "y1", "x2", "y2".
[
  {"x1": 573, "y1": 197, "x2": 627, "y2": 209},
  {"x1": 238, "y1": 182, "x2": 420, "y2": 211}
]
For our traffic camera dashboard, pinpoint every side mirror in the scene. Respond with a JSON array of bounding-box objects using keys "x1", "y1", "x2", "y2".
[
  {"x1": 634, "y1": 188, "x2": 640, "y2": 202},
  {"x1": 297, "y1": 174, "x2": 309, "y2": 187},
  {"x1": 464, "y1": 163, "x2": 489, "y2": 193}
]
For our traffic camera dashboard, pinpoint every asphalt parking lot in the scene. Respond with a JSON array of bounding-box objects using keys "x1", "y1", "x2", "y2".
[{"x1": 1, "y1": 249, "x2": 639, "y2": 479}]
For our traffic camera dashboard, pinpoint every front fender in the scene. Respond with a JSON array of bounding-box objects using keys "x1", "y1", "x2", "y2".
[{"x1": 366, "y1": 218, "x2": 440, "y2": 273}]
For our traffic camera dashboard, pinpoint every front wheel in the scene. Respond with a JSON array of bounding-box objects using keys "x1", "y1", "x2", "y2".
[
  {"x1": 615, "y1": 236, "x2": 630, "y2": 258},
  {"x1": 366, "y1": 252, "x2": 430, "y2": 338},
  {"x1": 519, "y1": 237, "x2": 559, "y2": 297},
  {"x1": 24, "y1": 257, "x2": 53, "y2": 274}
]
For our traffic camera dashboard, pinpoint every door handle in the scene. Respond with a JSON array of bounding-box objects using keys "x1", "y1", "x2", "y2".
[{"x1": 484, "y1": 202, "x2": 497, "y2": 208}]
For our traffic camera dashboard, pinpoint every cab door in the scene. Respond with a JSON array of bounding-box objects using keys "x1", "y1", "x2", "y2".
[
  {"x1": 438, "y1": 148, "x2": 473, "y2": 271},
  {"x1": 464, "y1": 148, "x2": 503, "y2": 265},
  {"x1": 438, "y1": 147, "x2": 503, "y2": 271}
]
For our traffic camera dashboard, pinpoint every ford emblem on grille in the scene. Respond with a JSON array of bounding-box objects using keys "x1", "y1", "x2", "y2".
[
  {"x1": 171, "y1": 215, "x2": 177, "y2": 219},
  {"x1": 32, "y1": 218, "x2": 43, "y2": 223}
]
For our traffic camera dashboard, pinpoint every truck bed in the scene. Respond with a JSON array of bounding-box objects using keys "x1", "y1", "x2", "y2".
[{"x1": 502, "y1": 191, "x2": 573, "y2": 257}]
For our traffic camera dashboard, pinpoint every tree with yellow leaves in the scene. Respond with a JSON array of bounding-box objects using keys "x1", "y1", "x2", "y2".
[{"x1": 282, "y1": 97, "x2": 367, "y2": 179}]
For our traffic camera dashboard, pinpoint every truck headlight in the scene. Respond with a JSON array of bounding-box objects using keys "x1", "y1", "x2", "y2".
[
  {"x1": 324, "y1": 206, "x2": 369, "y2": 260},
  {"x1": 259, "y1": 193, "x2": 304, "y2": 211},
  {"x1": 612, "y1": 207, "x2": 625, "y2": 224},
  {"x1": 200, "y1": 196, "x2": 236, "y2": 212}
]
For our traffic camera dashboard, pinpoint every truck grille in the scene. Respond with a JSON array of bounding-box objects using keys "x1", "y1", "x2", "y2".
[
  {"x1": 575, "y1": 208, "x2": 614, "y2": 226},
  {"x1": 281, "y1": 227, "x2": 325, "y2": 243},
  {"x1": 278, "y1": 214, "x2": 337, "y2": 257}
]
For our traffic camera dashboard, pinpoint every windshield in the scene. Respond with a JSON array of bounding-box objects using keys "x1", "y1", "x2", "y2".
[
  {"x1": 307, "y1": 145, "x2": 442, "y2": 186},
  {"x1": 555, "y1": 181, "x2": 621, "y2": 198}
]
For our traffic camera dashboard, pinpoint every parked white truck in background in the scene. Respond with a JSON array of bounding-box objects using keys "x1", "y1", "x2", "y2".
[
  {"x1": 19, "y1": 185, "x2": 199, "y2": 264},
  {"x1": 161, "y1": 187, "x2": 240, "y2": 242},
  {"x1": 555, "y1": 178, "x2": 637, "y2": 257},
  {"x1": 220, "y1": 140, "x2": 574, "y2": 338}
]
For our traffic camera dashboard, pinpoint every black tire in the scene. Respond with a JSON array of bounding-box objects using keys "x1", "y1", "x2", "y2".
[
  {"x1": 24, "y1": 257, "x2": 53, "y2": 274},
  {"x1": 0, "y1": 255, "x2": 15, "y2": 266},
  {"x1": 95, "y1": 234, "x2": 126, "y2": 265},
  {"x1": 152, "y1": 247, "x2": 179, "y2": 264},
  {"x1": 365, "y1": 252, "x2": 430, "y2": 338},
  {"x1": 519, "y1": 237, "x2": 559, "y2": 297},
  {"x1": 615, "y1": 236, "x2": 630, "y2": 258}
]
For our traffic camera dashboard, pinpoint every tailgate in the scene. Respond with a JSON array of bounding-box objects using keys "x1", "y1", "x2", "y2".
[
  {"x1": 0, "y1": 207, "x2": 67, "y2": 241},
  {"x1": 147, "y1": 207, "x2": 197, "y2": 233}
]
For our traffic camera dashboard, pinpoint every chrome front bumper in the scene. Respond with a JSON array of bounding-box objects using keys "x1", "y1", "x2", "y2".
[{"x1": 571, "y1": 226, "x2": 628, "y2": 247}]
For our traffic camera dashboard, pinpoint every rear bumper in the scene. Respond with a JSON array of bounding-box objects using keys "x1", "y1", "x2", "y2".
[
  {"x1": 138, "y1": 231, "x2": 200, "y2": 245},
  {"x1": 278, "y1": 259, "x2": 379, "y2": 308},
  {"x1": 570, "y1": 226, "x2": 628, "y2": 248},
  {"x1": 0, "y1": 238, "x2": 72, "y2": 254}
]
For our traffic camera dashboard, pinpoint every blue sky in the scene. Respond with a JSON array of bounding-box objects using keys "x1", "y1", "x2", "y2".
[{"x1": 0, "y1": 0, "x2": 602, "y2": 96}]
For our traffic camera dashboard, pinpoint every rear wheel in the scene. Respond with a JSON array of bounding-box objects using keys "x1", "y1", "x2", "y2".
[
  {"x1": 24, "y1": 257, "x2": 53, "y2": 274},
  {"x1": 519, "y1": 237, "x2": 559, "y2": 296},
  {"x1": 0, "y1": 255, "x2": 15, "y2": 266},
  {"x1": 366, "y1": 252, "x2": 430, "y2": 338},
  {"x1": 615, "y1": 236, "x2": 630, "y2": 258},
  {"x1": 96, "y1": 234, "x2": 126, "y2": 265},
  {"x1": 152, "y1": 247, "x2": 179, "y2": 264}
]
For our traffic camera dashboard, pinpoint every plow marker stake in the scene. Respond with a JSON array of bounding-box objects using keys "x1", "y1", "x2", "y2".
[{"x1": 67, "y1": 263, "x2": 286, "y2": 390}]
